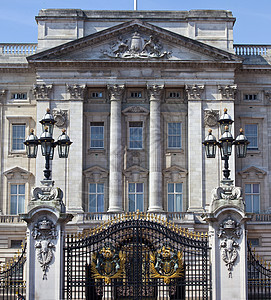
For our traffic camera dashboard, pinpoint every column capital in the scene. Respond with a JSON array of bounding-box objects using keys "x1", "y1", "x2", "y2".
[
  {"x1": 147, "y1": 84, "x2": 164, "y2": 101},
  {"x1": 66, "y1": 84, "x2": 86, "y2": 100},
  {"x1": 33, "y1": 84, "x2": 53, "y2": 100},
  {"x1": 218, "y1": 84, "x2": 237, "y2": 100},
  {"x1": 185, "y1": 84, "x2": 205, "y2": 100},
  {"x1": 107, "y1": 84, "x2": 125, "y2": 101}
]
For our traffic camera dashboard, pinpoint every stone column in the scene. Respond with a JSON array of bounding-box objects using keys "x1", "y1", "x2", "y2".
[
  {"x1": 107, "y1": 84, "x2": 124, "y2": 212},
  {"x1": 186, "y1": 84, "x2": 205, "y2": 211},
  {"x1": 203, "y1": 180, "x2": 250, "y2": 300},
  {"x1": 147, "y1": 84, "x2": 164, "y2": 212},
  {"x1": 21, "y1": 186, "x2": 73, "y2": 300}
]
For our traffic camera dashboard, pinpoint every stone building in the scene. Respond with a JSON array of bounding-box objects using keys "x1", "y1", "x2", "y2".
[{"x1": 0, "y1": 9, "x2": 270, "y2": 263}]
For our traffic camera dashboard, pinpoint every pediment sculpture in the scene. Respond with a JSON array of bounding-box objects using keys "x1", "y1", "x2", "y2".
[{"x1": 102, "y1": 32, "x2": 171, "y2": 59}]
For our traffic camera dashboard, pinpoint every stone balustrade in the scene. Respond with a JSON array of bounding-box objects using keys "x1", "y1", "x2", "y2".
[
  {"x1": 234, "y1": 44, "x2": 271, "y2": 56},
  {"x1": 249, "y1": 213, "x2": 271, "y2": 222},
  {"x1": 0, "y1": 43, "x2": 37, "y2": 55},
  {"x1": 0, "y1": 215, "x2": 24, "y2": 223}
]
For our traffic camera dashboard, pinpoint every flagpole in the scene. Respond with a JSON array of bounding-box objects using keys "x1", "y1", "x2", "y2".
[{"x1": 134, "y1": 0, "x2": 137, "y2": 10}]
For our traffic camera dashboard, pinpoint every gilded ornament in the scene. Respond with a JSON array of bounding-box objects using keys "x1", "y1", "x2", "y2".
[{"x1": 150, "y1": 246, "x2": 184, "y2": 284}]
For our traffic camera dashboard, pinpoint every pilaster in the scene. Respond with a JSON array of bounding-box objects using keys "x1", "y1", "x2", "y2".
[
  {"x1": 107, "y1": 84, "x2": 125, "y2": 212},
  {"x1": 147, "y1": 84, "x2": 164, "y2": 212},
  {"x1": 186, "y1": 84, "x2": 205, "y2": 211}
]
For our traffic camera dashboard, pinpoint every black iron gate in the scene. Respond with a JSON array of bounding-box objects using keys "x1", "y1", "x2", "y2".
[
  {"x1": 248, "y1": 243, "x2": 271, "y2": 299},
  {"x1": 64, "y1": 213, "x2": 212, "y2": 299}
]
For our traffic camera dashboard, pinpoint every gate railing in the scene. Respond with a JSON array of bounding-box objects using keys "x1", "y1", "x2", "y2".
[
  {"x1": 0, "y1": 243, "x2": 26, "y2": 299},
  {"x1": 247, "y1": 243, "x2": 271, "y2": 299}
]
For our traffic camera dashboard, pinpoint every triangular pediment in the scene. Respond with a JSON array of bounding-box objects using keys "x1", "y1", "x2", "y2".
[
  {"x1": 28, "y1": 20, "x2": 240, "y2": 64},
  {"x1": 238, "y1": 166, "x2": 266, "y2": 179},
  {"x1": 3, "y1": 167, "x2": 33, "y2": 179}
]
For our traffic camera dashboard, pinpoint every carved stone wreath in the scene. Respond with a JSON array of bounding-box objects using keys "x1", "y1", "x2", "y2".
[
  {"x1": 204, "y1": 110, "x2": 219, "y2": 127},
  {"x1": 32, "y1": 217, "x2": 58, "y2": 280},
  {"x1": 217, "y1": 217, "x2": 242, "y2": 278},
  {"x1": 52, "y1": 108, "x2": 67, "y2": 127}
]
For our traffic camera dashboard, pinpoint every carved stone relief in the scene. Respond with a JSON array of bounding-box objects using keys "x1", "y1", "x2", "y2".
[
  {"x1": 32, "y1": 217, "x2": 58, "y2": 279},
  {"x1": 218, "y1": 85, "x2": 237, "y2": 100},
  {"x1": 33, "y1": 84, "x2": 53, "y2": 99},
  {"x1": 67, "y1": 84, "x2": 86, "y2": 100},
  {"x1": 32, "y1": 185, "x2": 63, "y2": 202},
  {"x1": 217, "y1": 217, "x2": 242, "y2": 278},
  {"x1": 52, "y1": 108, "x2": 67, "y2": 128},
  {"x1": 185, "y1": 85, "x2": 205, "y2": 100},
  {"x1": 204, "y1": 110, "x2": 219, "y2": 127},
  {"x1": 102, "y1": 32, "x2": 171, "y2": 59}
]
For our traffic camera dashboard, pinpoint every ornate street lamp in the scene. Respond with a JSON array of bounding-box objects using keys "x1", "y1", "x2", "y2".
[
  {"x1": 24, "y1": 109, "x2": 72, "y2": 180},
  {"x1": 203, "y1": 109, "x2": 249, "y2": 180}
]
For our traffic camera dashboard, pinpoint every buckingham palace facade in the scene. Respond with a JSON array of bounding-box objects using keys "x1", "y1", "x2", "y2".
[{"x1": 0, "y1": 9, "x2": 271, "y2": 263}]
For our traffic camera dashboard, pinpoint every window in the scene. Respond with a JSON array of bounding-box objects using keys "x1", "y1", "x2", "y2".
[
  {"x1": 168, "y1": 123, "x2": 181, "y2": 149},
  {"x1": 12, "y1": 124, "x2": 25, "y2": 151},
  {"x1": 91, "y1": 92, "x2": 103, "y2": 98},
  {"x1": 128, "y1": 183, "x2": 144, "y2": 211},
  {"x1": 88, "y1": 183, "x2": 104, "y2": 212},
  {"x1": 11, "y1": 93, "x2": 27, "y2": 100},
  {"x1": 90, "y1": 122, "x2": 104, "y2": 149},
  {"x1": 130, "y1": 91, "x2": 142, "y2": 98},
  {"x1": 168, "y1": 183, "x2": 183, "y2": 212},
  {"x1": 10, "y1": 240, "x2": 23, "y2": 248},
  {"x1": 245, "y1": 124, "x2": 258, "y2": 150},
  {"x1": 129, "y1": 122, "x2": 143, "y2": 149},
  {"x1": 244, "y1": 94, "x2": 257, "y2": 101},
  {"x1": 245, "y1": 183, "x2": 260, "y2": 213},
  {"x1": 169, "y1": 92, "x2": 180, "y2": 98},
  {"x1": 10, "y1": 184, "x2": 25, "y2": 215},
  {"x1": 248, "y1": 238, "x2": 260, "y2": 247}
]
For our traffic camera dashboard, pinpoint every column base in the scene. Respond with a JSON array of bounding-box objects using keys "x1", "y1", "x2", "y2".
[{"x1": 147, "y1": 206, "x2": 164, "y2": 213}]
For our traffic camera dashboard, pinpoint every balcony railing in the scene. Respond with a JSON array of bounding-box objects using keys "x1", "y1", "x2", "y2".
[
  {"x1": 0, "y1": 43, "x2": 37, "y2": 56},
  {"x1": 234, "y1": 44, "x2": 271, "y2": 56},
  {"x1": 0, "y1": 215, "x2": 24, "y2": 224},
  {"x1": 249, "y1": 214, "x2": 271, "y2": 222}
]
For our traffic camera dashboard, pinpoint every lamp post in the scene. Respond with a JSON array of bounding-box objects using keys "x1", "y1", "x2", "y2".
[
  {"x1": 24, "y1": 108, "x2": 72, "y2": 181},
  {"x1": 203, "y1": 108, "x2": 249, "y2": 180}
]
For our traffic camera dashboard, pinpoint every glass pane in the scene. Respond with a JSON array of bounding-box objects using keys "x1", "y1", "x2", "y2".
[
  {"x1": 11, "y1": 195, "x2": 17, "y2": 215},
  {"x1": 129, "y1": 183, "x2": 135, "y2": 193},
  {"x1": 89, "y1": 184, "x2": 96, "y2": 193},
  {"x1": 18, "y1": 196, "x2": 25, "y2": 213},
  {"x1": 89, "y1": 194, "x2": 96, "y2": 212},
  {"x1": 168, "y1": 183, "x2": 174, "y2": 193},
  {"x1": 246, "y1": 195, "x2": 252, "y2": 212},
  {"x1": 136, "y1": 183, "x2": 143, "y2": 193},
  {"x1": 176, "y1": 183, "x2": 182, "y2": 193},
  {"x1": 253, "y1": 184, "x2": 260, "y2": 194},
  {"x1": 19, "y1": 184, "x2": 25, "y2": 194},
  {"x1": 175, "y1": 194, "x2": 183, "y2": 212},
  {"x1": 129, "y1": 194, "x2": 135, "y2": 211},
  {"x1": 245, "y1": 184, "x2": 251, "y2": 194},
  {"x1": 168, "y1": 194, "x2": 174, "y2": 211},
  {"x1": 97, "y1": 184, "x2": 104, "y2": 193},
  {"x1": 253, "y1": 195, "x2": 260, "y2": 213},
  {"x1": 136, "y1": 194, "x2": 144, "y2": 211},
  {"x1": 97, "y1": 194, "x2": 104, "y2": 212},
  {"x1": 11, "y1": 185, "x2": 17, "y2": 194}
]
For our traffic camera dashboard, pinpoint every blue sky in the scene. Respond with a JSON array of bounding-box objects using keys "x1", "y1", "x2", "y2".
[{"x1": 1, "y1": 0, "x2": 270, "y2": 44}]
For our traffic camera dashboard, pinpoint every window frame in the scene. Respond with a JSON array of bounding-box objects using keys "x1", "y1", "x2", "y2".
[
  {"x1": 245, "y1": 183, "x2": 260, "y2": 213},
  {"x1": 10, "y1": 183, "x2": 25, "y2": 215},
  {"x1": 128, "y1": 182, "x2": 144, "y2": 212},
  {"x1": 90, "y1": 122, "x2": 104, "y2": 149},
  {"x1": 88, "y1": 183, "x2": 105, "y2": 213},
  {"x1": 167, "y1": 122, "x2": 182, "y2": 149},
  {"x1": 12, "y1": 124, "x2": 26, "y2": 151},
  {"x1": 167, "y1": 182, "x2": 183, "y2": 212},
  {"x1": 245, "y1": 124, "x2": 258, "y2": 150},
  {"x1": 129, "y1": 121, "x2": 143, "y2": 150}
]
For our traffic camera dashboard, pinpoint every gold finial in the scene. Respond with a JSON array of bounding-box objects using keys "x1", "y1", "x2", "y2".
[
  {"x1": 44, "y1": 126, "x2": 49, "y2": 131},
  {"x1": 208, "y1": 129, "x2": 212, "y2": 134},
  {"x1": 224, "y1": 108, "x2": 227, "y2": 113},
  {"x1": 224, "y1": 125, "x2": 229, "y2": 131},
  {"x1": 240, "y1": 128, "x2": 244, "y2": 133},
  {"x1": 30, "y1": 128, "x2": 35, "y2": 134},
  {"x1": 46, "y1": 108, "x2": 50, "y2": 113},
  {"x1": 205, "y1": 232, "x2": 208, "y2": 239},
  {"x1": 62, "y1": 128, "x2": 66, "y2": 134}
]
